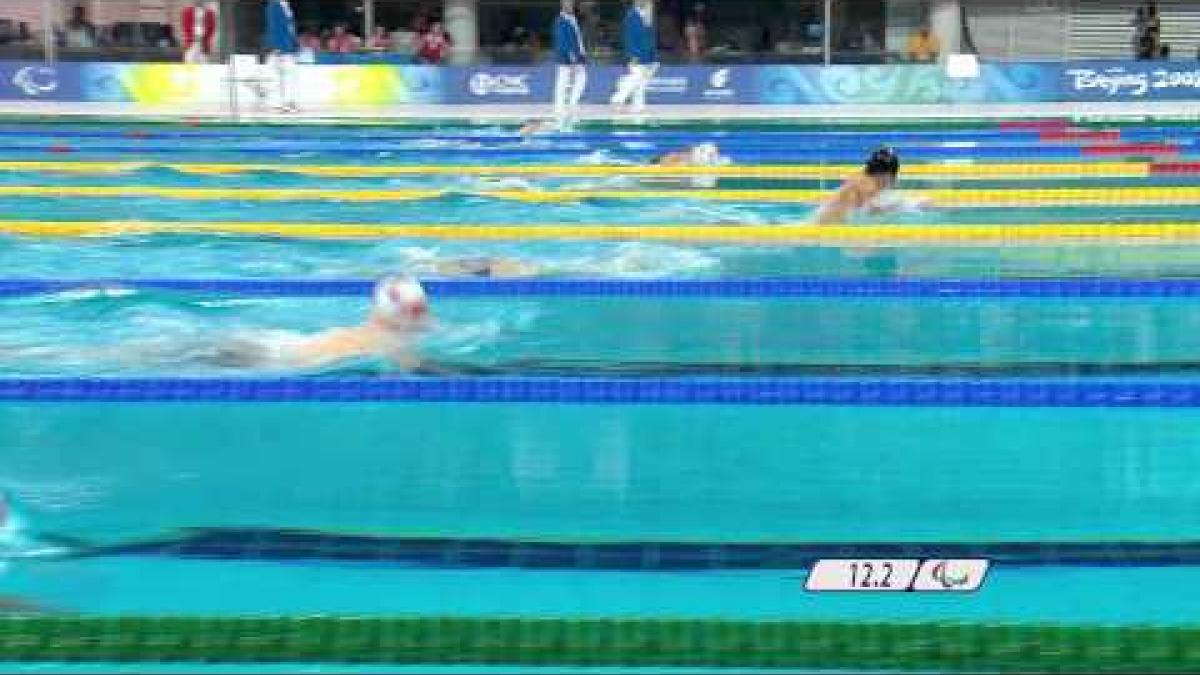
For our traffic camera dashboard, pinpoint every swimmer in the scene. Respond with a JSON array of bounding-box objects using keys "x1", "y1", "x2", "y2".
[
  {"x1": 810, "y1": 146, "x2": 931, "y2": 225},
  {"x1": 0, "y1": 596, "x2": 43, "y2": 615},
  {"x1": 647, "y1": 142, "x2": 728, "y2": 188},
  {"x1": 651, "y1": 142, "x2": 726, "y2": 167},
  {"x1": 212, "y1": 276, "x2": 429, "y2": 371},
  {"x1": 519, "y1": 119, "x2": 557, "y2": 137},
  {"x1": 434, "y1": 256, "x2": 541, "y2": 278}
]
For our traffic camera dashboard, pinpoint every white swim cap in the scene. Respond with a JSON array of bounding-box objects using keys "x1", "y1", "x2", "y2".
[
  {"x1": 691, "y1": 142, "x2": 722, "y2": 166},
  {"x1": 373, "y1": 276, "x2": 428, "y2": 323}
]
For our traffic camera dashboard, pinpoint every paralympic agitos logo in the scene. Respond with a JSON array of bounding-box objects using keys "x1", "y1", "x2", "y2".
[{"x1": 12, "y1": 66, "x2": 58, "y2": 97}]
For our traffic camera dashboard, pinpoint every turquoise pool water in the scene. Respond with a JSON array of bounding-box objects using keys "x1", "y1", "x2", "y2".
[{"x1": 3, "y1": 121, "x2": 1200, "y2": 639}]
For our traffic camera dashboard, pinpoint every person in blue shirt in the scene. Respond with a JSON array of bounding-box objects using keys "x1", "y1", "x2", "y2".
[
  {"x1": 611, "y1": 0, "x2": 658, "y2": 113},
  {"x1": 552, "y1": 0, "x2": 588, "y2": 131},
  {"x1": 264, "y1": 0, "x2": 300, "y2": 112}
]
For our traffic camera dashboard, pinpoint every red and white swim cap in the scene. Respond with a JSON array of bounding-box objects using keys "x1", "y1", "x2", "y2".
[{"x1": 374, "y1": 276, "x2": 428, "y2": 321}]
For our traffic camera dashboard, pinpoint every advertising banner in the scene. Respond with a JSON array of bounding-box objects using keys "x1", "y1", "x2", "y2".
[
  {"x1": 445, "y1": 66, "x2": 553, "y2": 104},
  {"x1": 0, "y1": 62, "x2": 84, "y2": 102},
  {"x1": 445, "y1": 65, "x2": 756, "y2": 105},
  {"x1": 596, "y1": 65, "x2": 756, "y2": 105},
  {"x1": 1059, "y1": 60, "x2": 1200, "y2": 101},
  {"x1": 758, "y1": 63, "x2": 1061, "y2": 105},
  {"x1": 0, "y1": 59, "x2": 1195, "y2": 106},
  {"x1": 0, "y1": 62, "x2": 442, "y2": 107}
]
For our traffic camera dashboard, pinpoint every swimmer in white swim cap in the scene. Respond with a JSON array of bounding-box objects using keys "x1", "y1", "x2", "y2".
[
  {"x1": 652, "y1": 142, "x2": 727, "y2": 168},
  {"x1": 689, "y1": 142, "x2": 723, "y2": 166},
  {"x1": 372, "y1": 275, "x2": 429, "y2": 327},
  {"x1": 213, "y1": 276, "x2": 430, "y2": 371},
  {"x1": 648, "y1": 142, "x2": 728, "y2": 188}
]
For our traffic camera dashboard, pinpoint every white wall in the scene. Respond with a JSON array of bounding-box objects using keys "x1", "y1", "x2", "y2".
[
  {"x1": 885, "y1": 0, "x2": 927, "y2": 55},
  {"x1": 962, "y1": 0, "x2": 1068, "y2": 60}
]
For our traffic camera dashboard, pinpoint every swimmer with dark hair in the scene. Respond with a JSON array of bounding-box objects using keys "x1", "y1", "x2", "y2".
[
  {"x1": 212, "y1": 276, "x2": 430, "y2": 371},
  {"x1": 433, "y1": 257, "x2": 540, "y2": 278},
  {"x1": 811, "y1": 146, "x2": 932, "y2": 225},
  {"x1": 519, "y1": 120, "x2": 557, "y2": 137}
]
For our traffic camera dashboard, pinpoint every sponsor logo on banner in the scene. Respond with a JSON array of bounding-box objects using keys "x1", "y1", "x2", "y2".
[
  {"x1": 702, "y1": 67, "x2": 734, "y2": 100},
  {"x1": 469, "y1": 72, "x2": 531, "y2": 97},
  {"x1": 647, "y1": 74, "x2": 688, "y2": 95},
  {"x1": 1065, "y1": 67, "x2": 1151, "y2": 97},
  {"x1": 1065, "y1": 63, "x2": 1200, "y2": 99},
  {"x1": 12, "y1": 66, "x2": 58, "y2": 97}
]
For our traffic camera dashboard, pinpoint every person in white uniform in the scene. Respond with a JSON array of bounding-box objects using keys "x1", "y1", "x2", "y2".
[
  {"x1": 264, "y1": 0, "x2": 301, "y2": 113},
  {"x1": 611, "y1": 0, "x2": 658, "y2": 114},
  {"x1": 551, "y1": 0, "x2": 588, "y2": 131}
]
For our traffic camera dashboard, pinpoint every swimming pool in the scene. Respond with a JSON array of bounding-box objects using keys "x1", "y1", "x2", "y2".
[{"x1": 3, "y1": 117, "x2": 1200, "y2": 670}]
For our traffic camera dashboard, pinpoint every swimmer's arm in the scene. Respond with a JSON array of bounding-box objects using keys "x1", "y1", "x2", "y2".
[
  {"x1": 866, "y1": 191, "x2": 935, "y2": 215},
  {"x1": 285, "y1": 330, "x2": 375, "y2": 370},
  {"x1": 288, "y1": 343, "x2": 368, "y2": 370},
  {"x1": 810, "y1": 185, "x2": 855, "y2": 225}
]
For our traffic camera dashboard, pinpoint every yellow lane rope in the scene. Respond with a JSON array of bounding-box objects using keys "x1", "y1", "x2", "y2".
[
  {"x1": 4, "y1": 220, "x2": 1200, "y2": 244},
  {"x1": 0, "y1": 161, "x2": 1152, "y2": 179},
  {"x1": 0, "y1": 185, "x2": 1196, "y2": 205}
]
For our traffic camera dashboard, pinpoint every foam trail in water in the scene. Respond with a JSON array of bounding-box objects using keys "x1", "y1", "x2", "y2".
[
  {"x1": 426, "y1": 306, "x2": 540, "y2": 358},
  {"x1": 555, "y1": 242, "x2": 721, "y2": 279},
  {"x1": 0, "y1": 489, "x2": 71, "y2": 561}
]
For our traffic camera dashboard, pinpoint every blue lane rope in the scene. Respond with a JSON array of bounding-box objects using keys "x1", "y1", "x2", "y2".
[
  {"x1": 8, "y1": 126, "x2": 1192, "y2": 144},
  {"x1": 3, "y1": 377, "x2": 1200, "y2": 406},
  {"x1": 5, "y1": 278, "x2": 1200, "y2": 298},
  {"x1": 1, "y1": 143, "x2": 1095, "y2": 161},
  {"x1": 0, "y1": 127, "x2": 1055, "y2": 142},
  {"x1": 80, "y1": 527, "x2": 1200, "y2": 569}
]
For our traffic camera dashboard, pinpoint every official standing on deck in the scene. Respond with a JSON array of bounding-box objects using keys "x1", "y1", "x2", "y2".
[
  {"x1": 611, "y1": 0, "x2": 658, "y2": 114},
  {"x1": 265, "y1": 0, "x2": 300, "y2": 113},
  {"x1": 552, "y1": 0, "x2": 588, "y2": 131}
]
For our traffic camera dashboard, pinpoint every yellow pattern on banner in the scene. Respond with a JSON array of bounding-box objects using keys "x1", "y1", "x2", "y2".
[
  {"x1": 4, "y1": 220, "x2": 1200, "y2": 244},
  {"x1": 0, "y1": 161, "x2": 1152, "y2": 179},
  {"x1": 0, "y1": 185, "x2": 1197, "y2": 205}
]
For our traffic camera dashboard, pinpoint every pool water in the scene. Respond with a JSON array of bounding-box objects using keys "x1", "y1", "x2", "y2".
[{"x1": 2, "y1": 119, "x2": 1200, "y2": 636}]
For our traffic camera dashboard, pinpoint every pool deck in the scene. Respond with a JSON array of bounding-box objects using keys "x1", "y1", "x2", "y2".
[{"x1": 0, "y1": 101, "x2": 1198, "y2": 123}]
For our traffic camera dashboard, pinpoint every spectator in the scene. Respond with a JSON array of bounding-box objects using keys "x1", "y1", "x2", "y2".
[
  {"x1": 326, "y1": 23, "x2": 361, "y2": 53},
  {"x1": 391, "y1": 28, "x2": 417, "y2": 57},
  {"x1": 159, "y1": 25, "x2": 178, "y2": 49},
  {"x1": 755, "y1": 25, "x2": 773, "y2": 54},
  {"x1": 412, "y1": 7, "x2": 431, "y2": 35},
  {"x1": 905, "y1": 26, "x2": 939, "y2": 62},
  {"x1": 683, "y1": 3, "x2": 705, "y2": 62},
  {"x1": 298, "y1": 30, "x2": 320, "y2": 63},
  {"x1": 181, "y1": 2, "x2": 217, "y2": 64},
  {"x1": 1131, "y1": 6, "x2": 1147, "y2": 56},
  {"x1": 64, "y1": 4, "x2": 97, "y2": 49},
  {"x1": 417, "y1": 21, "x2": 452, "y2": 63},
  {"x1": 1136, "y1": 27, "x2": 1156, "y2": 59},
  {"x1": 1134, "y1": 2, "x2": 1161, "y2": 59},
  {"x1": 1147, "y1": 3, "x2": 1163, "y2": 59},
  {"x1": 368, "y1": 26, "x2": 393, "y2": 51},
  {"x1": 578, "y1": 0, "x2": 603, "y2": 55},
  {"x1": 500, "y1": 26, "x2": 528, "y2": 58},
  {"x1": 527, "y1": 31, "x2": 544, "y2": 59}
]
